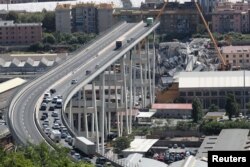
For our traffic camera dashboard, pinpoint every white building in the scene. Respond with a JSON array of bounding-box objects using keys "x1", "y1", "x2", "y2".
[{"x1": 55, "y1": 4, "x2": 72, "y2": 33}]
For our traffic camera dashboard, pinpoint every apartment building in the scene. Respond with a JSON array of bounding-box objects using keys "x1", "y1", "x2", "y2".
[
  {"x1": 71, "y1": 3, "x2": 97, "y2": 33},
  {"x1": 0, "y1": 20, "x2": 42, "y2": 45},
  {"x1": 55, "y1": 3, "x2": 114, "y2": 34},
  {"x1": 55, "y1": 4, "x2": 71, "y2": 33},
  {"x1": 212, "y1": 1, "x2": 250, "y2": 33},
  {"x1": 97, "y1": 3, "x2": 114, "y2": 33},
  {"x1": 221, "y1": 45, "x2": 250, "y2": 68}
]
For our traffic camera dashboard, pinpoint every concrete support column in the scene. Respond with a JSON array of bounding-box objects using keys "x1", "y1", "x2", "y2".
[
  {"x1": 78, "y1": 90, "x2": 81, "y2": 108},
  {"x1": 139, "y1": 42, "x2": 145, "y2": 108},
  {"x1": 69, "y1": 99, "x2": 73, "y2": 128},
  {"x1": 101, "y1": 73, "x2": 105, "y2": 155},
  {"x1": 78, "y1": 113, "x2": 81, "y2": 134},
  {"x1": 144, "y1": 60, "x2": 147, "y2": 107},
  {"x1": 83, "y1": 86, "x2": 88, "y2": 138},
  {"x1": 114, "y1": 64, "x2": 121, "y2": 137},
  {"x1": 129, "y1": 49, "x2": 133, "y2": 134},
  {"x1": 108, "y1": 66, "x2": 111, "y2": 134},
  {"x1": 122, "y1": 55, "x2": 129, "y2": 135},
  {"x1": 92, "y1": 82, "x2": 99, "y2": 152},
  {"x1": 147, "y1": 37, "x2": 153, "y2": 105},
  {"x1": 152, "y1": 31, "x2": 156, "y2": 103}
]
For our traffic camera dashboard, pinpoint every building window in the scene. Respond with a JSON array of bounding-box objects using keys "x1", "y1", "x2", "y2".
[
  {"x1": 187, "y1": 92, "x2": 194, "y2": 96},
  {"x1": 239, "y1": 60, "x2": 243, "y2": 63},
  {"x1": 203, "y1": 91, "x2": 209, "y2": 96},
  {"x1": 211, "y1": 91, "x2": 217, "y2": 96},
  {"x1": 235, "y1": 91, "x2": 241, "y2": 96},
  {"x1": 240, "y1": 55, "x2": 242, "y2": 57},
  {"x1": 196, "y1": 91, "x2": 202, "y2": 96},
  {"x1": 226, "y1": 55, "x2": 229, "y2": 58},
  {"x1": 180, "y1": 92, "x2": 186, "y2": 96},
  {"x1": 247, "y1": 54, "x2": 249, "y2": 57},
  {"x1": 233, "y1": 55, "x2": 236, "y2": 58},
  {"x1": 219, "y1": 91, "x2": 225, "y2": 96}
]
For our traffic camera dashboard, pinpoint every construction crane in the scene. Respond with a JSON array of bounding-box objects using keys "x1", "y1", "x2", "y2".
[
  {"x1": 156, "y1": 0, "x2": 168, "y2": 21},
  {"x1": 194, "y1": 1, "x2": 230, "y2": 70}
]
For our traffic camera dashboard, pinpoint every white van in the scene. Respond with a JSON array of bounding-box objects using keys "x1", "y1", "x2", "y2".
[{"x1": 56, "y1": 99, "x2": 63, "y2": 108}]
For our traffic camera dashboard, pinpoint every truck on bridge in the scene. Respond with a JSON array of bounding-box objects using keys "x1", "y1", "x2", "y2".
[{"x1": 73, "y1": 137, "x2": 96, "y2": 157}]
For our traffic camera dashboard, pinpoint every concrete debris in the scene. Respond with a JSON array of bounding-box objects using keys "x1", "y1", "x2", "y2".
[{"x1": 156, "y1": 38, "x2": 219, "y2": 88}]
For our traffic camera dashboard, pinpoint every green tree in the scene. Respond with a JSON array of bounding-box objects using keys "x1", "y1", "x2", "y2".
[
  {"x1": 112, "y1": 137, "x2": 131, "y2": 154},
  {"x1": 192, "y1": 97, "x2": 203, "y2": 123},
  {"x1": 29, "y1": 42, "x2": 44, "y2": 52},
  {"x1": 42, "y1": 12, "x2": 55, "y2": 32},
  {"x1": 225, "y1": 93, "x2": 239, "y2": 120},
  {"x1": 208, "y1": 104, "x2": 219, "y2": 112},
  {"x1": 43, "y1": 33, "x2": 56, "y2": 44},
  {"x1": 246, "y1": 101, "x2": 250, "y2": 114},
  {"x1": 6, "y1": 11, "x2": 19, "y2": 22}
]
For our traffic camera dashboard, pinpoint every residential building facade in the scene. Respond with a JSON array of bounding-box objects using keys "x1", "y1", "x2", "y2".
[
  {"x1": 55, "y1": 4, "x2": 71, "y2": 33},
  {"x1": 71, "y1": 3, "x2": 97, "y2": 33},
  {"x1": 0, "y1": 20, "x2": 42, "y2": 45},
  {"x1": 212, "y1": 1, "x2": 250, "y2": 33},
  {"x1": 55, "y1": 3, "x2": 114, "y2": 34},
  {"x1": 221, "y1": 45, "x2": 250, "y2": 68}
]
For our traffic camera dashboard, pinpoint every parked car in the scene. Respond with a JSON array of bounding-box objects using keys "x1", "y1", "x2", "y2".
[
  {"x1": 49, "y1": 106, "x2": 55, "y2": 111},
  {"x1": 82, "y1": 157, "x2": 91, "y2": 163},
  {"x1": 73, "y1": 153, "x2": 81, "y2": 161},
  {"x1": 181, "y1": 144, "x2": 185, "y2": 149},
  {"x1": 173, "y1": 144, "x2": 178, "y2": 149},
  {"x1": 44, "y1": 128, "x2": 51, "y2": 135},
  {"x1": 52, "y1": 111, "x2": 59, "y2": 117},
  {"x1": 52, "y1": 123, "x2": 60, "y2": 130},
  {"x1": 40, "y1": 115, "x2": 47, "y2": 120},
  {"x1": 65, "y1": 135, "x2": 72, "y2": 142},
  {"x1": 42, "y1": 120, "x2": 49, "y2": 126},
  {"x1": 96, "y1": 157, "x2": 107, "y2": 165},
  {"x1": 71, "y1": 79, "x2": 78, "y2": 84},
  {"x1": 61, "y1": 132, "x2": 68, "y2": 139},
  {"x1": 54, "y1": 117, "x2": 60, "y2": 123},
  {"x1": 50, "y1": 88, "x2": 56, "y2": 94}
]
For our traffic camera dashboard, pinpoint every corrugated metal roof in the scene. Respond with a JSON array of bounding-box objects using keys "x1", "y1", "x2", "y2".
[
  {"x1": 136, "y1": 111, "x2": 156, "y2": 118},
  {"x1": 123, "y1": 139, "x2": 158, "y2": 153},
  {"x1": 152, "y1": 103, "x2": 192, "y2": 110},
  {"x1": 179, "y1": 71, "x2": 250, "y2": 88},
  {"x1": 0, "y1": 78, "x2": 26, "y2": 94}
]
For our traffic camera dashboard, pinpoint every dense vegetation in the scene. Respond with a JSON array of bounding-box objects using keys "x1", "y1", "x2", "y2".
[
  {"x1": 200, "y1": 120, "x2": 250, "y2": 135},
  {"x1": 0, "y1": 142, "x2": 93, "y2": 167}
]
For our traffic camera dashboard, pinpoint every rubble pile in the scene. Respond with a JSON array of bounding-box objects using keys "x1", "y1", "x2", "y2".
[{"x1": 156, "y1": 38, "x2": 220, "y2": 77}]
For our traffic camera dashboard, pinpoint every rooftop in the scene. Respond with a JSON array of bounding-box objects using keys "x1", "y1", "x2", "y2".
[
  {"x1": 136, "y1": 111, "x2": 156, "y2": 118},
  {"x1": 222, "y1": 45, "x2": 250, "y2": 54},
  {"x1": 196, "y1": 129, "x2": 250, "y2": 158},
  {"x1": 0, "y1": 20, "x2": 42, "y2": 27},
  {"x1": 204, "y1": 112, "x2": 226, "y2": 117},
  {"x1": 152, "y1": 103, "x2": 192, "y2": 110},
  {"x1": 0, "y1": 78, "x2": 27, "y2": 94},
  {"x1": 119, "y1": 153, "x2": 167, "y2": 167},
  {"x1": 169, "y1": 155, "x2": 207, "y2": 167},
  {"x1": 178, "y1": 71, "x2": 250, "y2": 89},
  {"x1": 123, "y1": 139, "x2": 158, "y2": 153}
]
